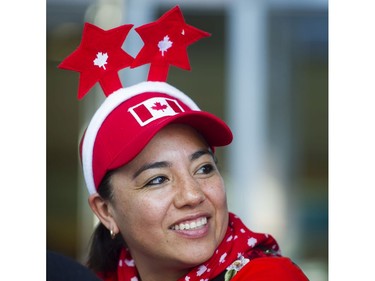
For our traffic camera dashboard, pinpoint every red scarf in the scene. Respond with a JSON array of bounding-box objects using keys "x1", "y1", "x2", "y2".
[{"x1": 103, "y1": 212, "x2": 280, "y2": 281}]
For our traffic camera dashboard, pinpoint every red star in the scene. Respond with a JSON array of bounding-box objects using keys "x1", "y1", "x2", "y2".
[
  {"x1": 131, "y1": 5, "x2": 210, "y2": 82},
  {"x1": 58, "y1": 22, "x2": 134, "y2": 99}
]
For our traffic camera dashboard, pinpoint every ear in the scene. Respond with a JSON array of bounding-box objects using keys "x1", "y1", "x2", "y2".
[{"x1": 88, "y1": 193, "x2": 120, "y2": 235}]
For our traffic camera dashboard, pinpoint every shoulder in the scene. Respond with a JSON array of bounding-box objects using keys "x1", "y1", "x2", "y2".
[
  {"x1": 229, "y1": 257, "x2": 309, "y2": 281},
  {"x1": 47, "y1": 250, "x2": 102, "y2": 281}
]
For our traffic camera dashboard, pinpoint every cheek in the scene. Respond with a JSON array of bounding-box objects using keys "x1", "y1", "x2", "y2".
[
  {"x1": 112, "y1": 190, "x2": 172, "y2": 235},
  {"x1": 205, "y1": 177, "x2": 227, "y2": 207}
]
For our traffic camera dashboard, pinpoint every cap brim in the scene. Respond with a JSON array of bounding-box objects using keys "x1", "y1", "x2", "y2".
[{"x1": 108, "y1": 110, "x2": 233, "y2": 171}]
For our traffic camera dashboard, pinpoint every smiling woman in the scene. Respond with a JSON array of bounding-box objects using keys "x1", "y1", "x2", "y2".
[
  {"x1": 90, "y1": 124, "x2": 230, "y2": 280},
  {"x1": 58, "y1": 5, "x2": 309, "y2": 281}
]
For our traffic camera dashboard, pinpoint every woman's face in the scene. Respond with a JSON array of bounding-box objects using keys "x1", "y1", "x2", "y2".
[{"x1": 108, "y1": 124, "x2": 228, "y2": 273}]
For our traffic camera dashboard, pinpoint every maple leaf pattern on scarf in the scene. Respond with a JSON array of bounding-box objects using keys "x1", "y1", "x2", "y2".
[{"x1": 105, "y1": 213, "x2": 280, "y2": 281}]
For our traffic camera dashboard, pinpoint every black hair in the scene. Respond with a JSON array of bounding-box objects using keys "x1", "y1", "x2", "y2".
[{"x1": 86, "y1": 170, "x2": 126, "y2": 276}]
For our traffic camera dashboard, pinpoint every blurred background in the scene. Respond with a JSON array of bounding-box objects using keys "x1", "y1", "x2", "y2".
[{"x1": 47, "y1": 0, "x2": 328, "y2": 280}]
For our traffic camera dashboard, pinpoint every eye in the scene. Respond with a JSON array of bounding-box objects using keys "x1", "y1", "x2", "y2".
[
  {"x1": 196, "y1": 164, "x2": 215, "y2": 175},
  {"x1": 144, "y1": 176, "x2": 169, "y2": 187}
]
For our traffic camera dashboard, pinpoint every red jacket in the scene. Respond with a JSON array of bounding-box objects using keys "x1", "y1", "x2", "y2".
[{"x1": 230, "y1": 257, "x2": 309, "y2": 281}]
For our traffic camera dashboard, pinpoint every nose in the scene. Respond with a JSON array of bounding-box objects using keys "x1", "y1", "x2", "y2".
[{"x1": 173, "y1": 175, "x2": 206, "y2": 208}]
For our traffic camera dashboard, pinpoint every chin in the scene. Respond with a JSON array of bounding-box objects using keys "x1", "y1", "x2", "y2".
[{"x1": 177, "y1": 245, "x2": 216, "y2": 266}]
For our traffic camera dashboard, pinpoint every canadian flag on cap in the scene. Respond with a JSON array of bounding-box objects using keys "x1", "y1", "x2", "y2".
[{"x1": 129, "y1": 97, "x2": 184, "y2": 126}]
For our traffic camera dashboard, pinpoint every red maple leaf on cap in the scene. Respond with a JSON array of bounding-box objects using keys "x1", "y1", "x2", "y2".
[
  {"x1": 151, "y1": 102, "x2": 168, "y2": 112},
  {"x1": 131, "y1": 5, "x2": 211, "y2": 82},
  {"x1": 58, "y1": 22, "x2": 134, "y2": 99}
]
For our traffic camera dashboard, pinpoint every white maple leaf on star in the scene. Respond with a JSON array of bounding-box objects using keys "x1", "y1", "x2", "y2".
[
  {"x1": 158, "y1": 35, "x2": 173, "y2": 56},
  {"x1": 93, "y1": 52, "x2": 108, "y2": 69}
]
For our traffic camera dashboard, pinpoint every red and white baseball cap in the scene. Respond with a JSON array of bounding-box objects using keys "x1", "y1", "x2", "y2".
[
  {"x1": 81, "y1": 81, "x2": 232, "y2": 194},
  {"x1": 59, "y1": 6, "x2": 233, "y2": 194}
]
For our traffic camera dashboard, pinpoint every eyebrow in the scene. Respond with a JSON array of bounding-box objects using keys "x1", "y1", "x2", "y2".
[
  {"x1": 132, "y1": 149, "x2": 214, "y2": 179},
  {"x1": 190, "y1": 149, "x2": 213, "y2": 161},
  {"x1": 132, "y1": 161, "x2": 171, "y2": 179}
]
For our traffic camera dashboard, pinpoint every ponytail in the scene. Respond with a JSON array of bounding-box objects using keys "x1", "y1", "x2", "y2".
[{"x1": 87, "y1": 222, "x2": 125, "y2": 274}]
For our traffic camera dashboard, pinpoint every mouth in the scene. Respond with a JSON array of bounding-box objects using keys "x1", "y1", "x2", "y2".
[{"x1": 170, "y1": 216, "x2": 208, "y2": 231}]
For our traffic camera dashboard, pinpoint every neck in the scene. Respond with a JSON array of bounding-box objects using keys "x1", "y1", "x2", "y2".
[
  {"x1": 138, "y1": 270, "x2": 187, "y2": 281},
  {"x1": 137, "y1": 264, "x2": 190, "y2": 281},
  {"x1": 133, "y1": 254, "x2": 192, "y2": 281}
]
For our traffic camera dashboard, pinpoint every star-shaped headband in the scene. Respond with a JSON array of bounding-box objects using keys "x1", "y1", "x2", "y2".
[{"x1": 58, "y1": 5, "x2": 210, "y2": 99}]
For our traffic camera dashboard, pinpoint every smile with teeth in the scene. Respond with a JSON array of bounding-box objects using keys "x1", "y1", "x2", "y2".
[{"x1": 170, "y1": 217, "x2": 208, "y2": 231}]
